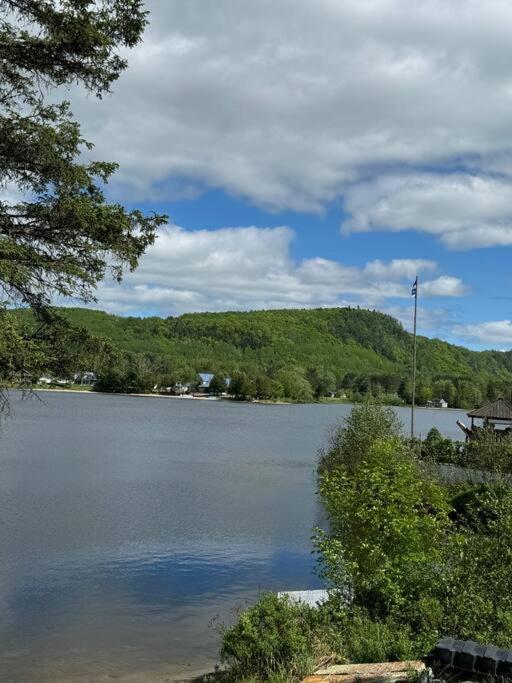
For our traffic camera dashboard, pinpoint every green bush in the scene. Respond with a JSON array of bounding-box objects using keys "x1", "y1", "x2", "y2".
[
  {"x1": 328, "y1": 606, "x2": 420, "y2": 663},
  {"x1": 444, "y1": 488, "x2": 512, "y2": 645},
  {"x1": 317, "y1": 437, "x2": 450, "y2": 620},
  {"x1": 463, "y1": 427, "x2": 512, "y2": 475},
  {"x1": 420, "y1": 427, "x2": 462, "y2": 465},
  {"x1": 450, "y1": 483, "x2": 509, "y2": 531},
  {"x1": 220, "y1": 593, "x2": 321, "y2": 681},
  {"x1": 317, "y1": 402, "x2": 402, "y2": 474}
]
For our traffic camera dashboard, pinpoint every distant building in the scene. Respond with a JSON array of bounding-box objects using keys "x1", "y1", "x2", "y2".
[
  {"x1": 426, "y1": 398, "x2": 448, "y2": 409},
  {"x1": 173, "y1": 382, "x2": 190, "y2": 395},
  {"x1": 74, "y1": 371, "x2": 97, "y2": 386},
  {"x1": 197, "y1": 372, "x2": 214, "y2": 392}
]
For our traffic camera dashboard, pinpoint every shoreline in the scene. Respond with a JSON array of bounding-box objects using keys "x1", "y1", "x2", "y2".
[
  {"x1": 27, "y1": 388, "x2": 465, "y2": 411},
  {"x1": 30, "y1": 387, "x2": 294, "y2": 404}
]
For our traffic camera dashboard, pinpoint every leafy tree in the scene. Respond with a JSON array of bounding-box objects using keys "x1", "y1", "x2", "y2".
[
  {"x1": 317, "y1": 436, "x2": 450, "y2": 646},
  {"x1": 318, "y1": 402, "x2": 402, "y2": 474},
  {"x1": 254, "y1": 374, "x2": 273, "y2": 399},
  {"x1": 432, "y1": 379, "x2": 456, "y2": 406},
  {"x1": 209, "y1": 374, "x2": 227, "y2": 394},
  {"x1": 276, "y1": 367, "x2": 313, "y2": 402},
  {"x1": 420, "y1": 427, "x2": 461, "y2": 465},
  {"x1": 307, "y1": 367, "x2": 336, "y2": 398},
  {"x1": 464, "y1": 428, "x2": 512, "y2": 477},
  {"x1": 229, "y1": 372, "x2": 254, "y2": 399},
  {"x1": 0, "y1": 0, "x2": 166, "y2": 396}
]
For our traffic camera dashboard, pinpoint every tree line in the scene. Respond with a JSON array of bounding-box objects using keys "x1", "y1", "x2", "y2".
[{"x1": 11, "y1": 306, "x2": 512, "y2": 407}]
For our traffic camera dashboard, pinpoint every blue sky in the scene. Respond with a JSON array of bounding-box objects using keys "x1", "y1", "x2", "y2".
[
  {"x1": 58, "y1": 0, "x2": 512, "y2": 350},
  {"x1": 121, "y1": 189, "x2": 510, "y2": 349}
]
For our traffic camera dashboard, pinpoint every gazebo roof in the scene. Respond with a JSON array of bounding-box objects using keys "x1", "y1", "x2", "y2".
[{"x1": 467, "y1": 397, "x2": 512, "y2": 421}]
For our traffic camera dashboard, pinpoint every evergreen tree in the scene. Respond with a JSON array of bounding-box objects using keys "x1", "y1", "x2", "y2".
[{"x1": 0, "y1": 1, "x2": 166, "y2": 394}]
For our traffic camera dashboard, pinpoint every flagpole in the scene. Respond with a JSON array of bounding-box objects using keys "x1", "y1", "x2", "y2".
[{"x1": 411, "y1": 276, "x2": 419, "y2": 439}]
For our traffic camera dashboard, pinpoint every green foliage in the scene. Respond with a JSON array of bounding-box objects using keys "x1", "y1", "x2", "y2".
[
  {"x1": 318, "y1": 402, "x2": 402, "y2": 474},
  {"x1": 209, "y1": 374, "x2": 227, "y2": 394},
  {"x1": 444, "y1": 485, "x2": 512, "y2": 646},
  {"x1": 450, "y1": 483, "x2": 508, "y2": 531},
  {"x1": 12, "y1": 305, "x2": 512, "y2": 406},
  {"x1": 325, "y1": 606, "x2": 423, "y2": 663},
  {"x1": 420, "y1": 427, "x2": 462, "y2": 465},
  {"x1": 275, "y1": 368, "x2": 313, "y2": 402},
  {"x1": 464, "y1": 428, "x2": 512, "y2": 475},
  {"x1": 220, "y1": 593, "x2": 321, "y2": 682},
  {"x1": 318, "y1": 437, "x2": 449, "y2": 620},
  {"x1": 230, "y1": 372, "x2": 255, "y2": 400}
]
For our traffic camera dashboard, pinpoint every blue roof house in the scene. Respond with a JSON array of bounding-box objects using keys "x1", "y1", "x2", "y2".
[{"x1": 197, "y1": 372, "x2": 214, "y2": 392}]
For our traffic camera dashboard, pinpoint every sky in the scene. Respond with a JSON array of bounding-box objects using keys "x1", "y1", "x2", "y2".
[{"x1": 61, "y1": 0, "x2": 512, "y2": 350}]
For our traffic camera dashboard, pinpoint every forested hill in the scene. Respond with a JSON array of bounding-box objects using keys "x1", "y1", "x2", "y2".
[{"x1": 18, "y1": 305, "x2": 512, "y2": 407}]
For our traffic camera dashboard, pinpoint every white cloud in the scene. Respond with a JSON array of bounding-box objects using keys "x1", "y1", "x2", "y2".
[
  {"x1": 455, "y1": 320, "x2": 512, "y2": 345},
  {"x1": 83, "y1": 225, "x2": 466, "y2": 316},
  {"x1": 342, "y1": 173, "x2": 512, "y2": 249},
  {"x1": 65, "y1": 0, "x2": 512, "y2": 227}
]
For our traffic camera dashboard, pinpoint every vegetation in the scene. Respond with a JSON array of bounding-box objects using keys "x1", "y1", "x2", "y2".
[
  {"x1": 219, "y1": 405, "x2": 512, "y2": 681},
  {"x1": 418, "y1": 426, "x2": 512, "y2": 477},
  {"x1": 219, "y1": 593, "x2": 325, "y2": 682},
  {"x1": 0, "y1": 1, "x2": 165, "y2": 405},
  {"x1": 12, "y1": 305, "x2": 512, "y2": 405}
]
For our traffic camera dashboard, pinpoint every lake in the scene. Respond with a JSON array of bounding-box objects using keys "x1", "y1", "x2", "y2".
[{"x1": 0, "y1": 392, "x2": 467, "y2": 681}]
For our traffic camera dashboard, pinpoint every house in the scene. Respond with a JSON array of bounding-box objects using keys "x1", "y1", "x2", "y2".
[
  {"x1": 173, "y1": 382, "x2": 190, "y2": 395},
  {"x1": 426, "y1": 398, "x2": 448, "y2": 409},
  {"x1": 197, "y1": 372, "x2": 214, "y2": 392},
  {"x1": 74, "y1": 371, "x2": 97, "y2": 386}
]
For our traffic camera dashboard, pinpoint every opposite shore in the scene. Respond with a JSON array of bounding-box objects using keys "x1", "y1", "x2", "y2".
[{"x1": 28, "y1": 386, "x2": 466, "y2": 412}]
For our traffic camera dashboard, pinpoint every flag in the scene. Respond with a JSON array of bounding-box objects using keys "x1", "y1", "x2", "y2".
[{"x1": 411, "y1": 277, "x2": 418, "y2": 297}]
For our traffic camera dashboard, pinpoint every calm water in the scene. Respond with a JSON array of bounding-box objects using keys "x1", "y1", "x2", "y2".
[{"x1": 0, "y1": 392, "x2": 467, "y2": 681}]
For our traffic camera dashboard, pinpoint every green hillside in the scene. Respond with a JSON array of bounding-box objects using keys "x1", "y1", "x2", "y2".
[{"x1": 14, "y1": 305, "x2": 512, "y2": 407}]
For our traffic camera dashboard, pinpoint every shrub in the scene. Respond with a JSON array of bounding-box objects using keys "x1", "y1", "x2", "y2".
[
  {"x1": 420, "y1": 428, "x2": 461, "y2": 465},
  {"x1": 444, "y1": 486, "x2": 512, "y2": 645},
  {"x1": 317, "y1": 402, "x2": 402, "y2": 474},
  {"x1": 317, "y1": 437, "x2": 450, "y2": 621},
  {"x1": 450, "y1": 483, "x2": 509, "y2": 531},
  {"x1": 220, "y1": 593, "x2": 321, "y2": 681},
  {"x1": 463, "y1": 427, "x2": 512, "y2": 476},
  {"x1": 329, "y1": 606, "x2": 419, "y2": 663}
]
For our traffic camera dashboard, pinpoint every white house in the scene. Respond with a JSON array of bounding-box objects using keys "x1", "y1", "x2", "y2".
[{"x1": 426, "y1": 398, "x2": 448, "y2": 409}]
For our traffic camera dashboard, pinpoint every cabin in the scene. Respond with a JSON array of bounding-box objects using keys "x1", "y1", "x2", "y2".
[
  {"x1": 457, "y1": 397, "x2": 512, "y2": 441},
  {"x1": 197, "y1": 372, "x2": 214, "y2": 393},
  {"x1": 426, "y1": 398, "x2": 448, "y2": 409}
]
